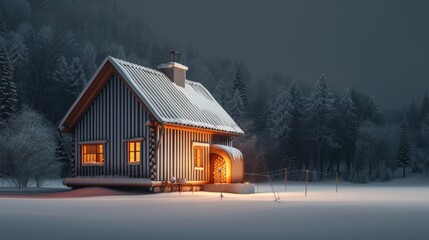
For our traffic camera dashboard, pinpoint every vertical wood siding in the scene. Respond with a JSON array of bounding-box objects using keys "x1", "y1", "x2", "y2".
[
  {"x1": 74, "y1": 74, "x2": 150, "y2": 178},
  {"x1": 212, "y1": 135, "x2": 233, "y2": 147},
  {"x1": 156, "y1": 129, "x2": 233, "y2": 182}
]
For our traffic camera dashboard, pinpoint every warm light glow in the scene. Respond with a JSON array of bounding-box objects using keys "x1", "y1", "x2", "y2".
[
  {"x1": 82, "y1": 144, "x2": 104, "y2": 165},
  {"x1": 128, "y1": 141, "x2": 141, "y2": 164},
  {"x1": 194, "y1": 146, "x2": 204, "y2": 168},
  {"x1": 213, "y1": 156, "x2": 227, "y2": 183}
]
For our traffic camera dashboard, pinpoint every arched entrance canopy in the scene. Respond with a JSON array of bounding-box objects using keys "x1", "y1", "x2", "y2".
[{"x1": 210, "y1": 144, "x2": 244, "y2": 183}]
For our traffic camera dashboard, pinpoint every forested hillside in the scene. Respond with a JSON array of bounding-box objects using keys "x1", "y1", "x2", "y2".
[{"x1": 0, "y1": 0, "x2": 428, "y2": 187}]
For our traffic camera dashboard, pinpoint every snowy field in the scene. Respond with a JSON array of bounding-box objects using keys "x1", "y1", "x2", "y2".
[{"x1": 0, "y1": 176, "x2": 428, "y2": 240}]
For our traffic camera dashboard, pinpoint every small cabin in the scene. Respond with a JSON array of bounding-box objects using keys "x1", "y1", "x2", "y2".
[{"x1": 58, "y1": 54, "x2": 246, "y2": 192}]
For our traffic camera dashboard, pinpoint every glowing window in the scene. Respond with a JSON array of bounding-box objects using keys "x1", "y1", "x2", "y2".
[
  {"x1": 193, "y1": 145, "x2": 204, "y2": 169},
  {"x1": 128, "y1": 141, "x2": 141, "y2": 164},
  {"x1": 82, "y1": 144, "x2": 104, "y2": 165}
]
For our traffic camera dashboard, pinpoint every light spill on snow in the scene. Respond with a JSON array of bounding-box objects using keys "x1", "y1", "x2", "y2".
[{"x1": 0, "y1": 176, "x2": 428, "y2": 240}]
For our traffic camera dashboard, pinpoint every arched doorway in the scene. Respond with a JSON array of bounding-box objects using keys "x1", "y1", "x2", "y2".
[
  {"x1": 211, "y1": 155, "x2": 228, "y2": 183},
  {"x1": 210, "y1": 144, "x2": 244, "y2": 183}
]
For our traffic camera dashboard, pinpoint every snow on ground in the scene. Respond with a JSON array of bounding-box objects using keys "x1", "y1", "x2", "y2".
[{"x1": 0, "y1": 175, "x2": 428, "y2": 240}]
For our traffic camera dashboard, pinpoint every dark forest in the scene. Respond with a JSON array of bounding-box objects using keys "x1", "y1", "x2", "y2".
[{"x1": 1, "y1": 0, "x2": 428, "y2": 186}]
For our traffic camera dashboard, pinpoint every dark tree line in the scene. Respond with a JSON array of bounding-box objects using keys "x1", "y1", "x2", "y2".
[{"x1": 0, "y1": 0, "x2": 428, "y2": 186}]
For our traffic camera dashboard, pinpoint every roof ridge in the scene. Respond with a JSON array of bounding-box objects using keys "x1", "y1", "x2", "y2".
[{"x1": 108, "y1": 56, "x2": 164, "y2": 76}]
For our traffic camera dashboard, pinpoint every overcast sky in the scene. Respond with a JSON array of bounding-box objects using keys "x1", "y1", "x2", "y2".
[{"x1": 136, "y1": 0, "x2": 429, "y2": 109}]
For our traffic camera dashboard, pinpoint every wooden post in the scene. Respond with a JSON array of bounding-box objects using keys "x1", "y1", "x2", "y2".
[
  {"x1": 284, "y1": 168, "x2": 288, "y2": 192},
  {"x1": 219, "y1": 168, "x2": 224, "y2": 200},
  {"x1": 305, "y1": 169, "x2": 309, "y2": 197},
  {"x1": 71, "y1": 133, "x2": 76, "y2": 177},
  {"x1": 336, "y1": 172, "x2": 339, "y2": 193}
]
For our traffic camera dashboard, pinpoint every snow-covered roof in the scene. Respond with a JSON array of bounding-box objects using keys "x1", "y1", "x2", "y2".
[{"x1": 59, "y1": 56, "x2": 243, "y2": 135}]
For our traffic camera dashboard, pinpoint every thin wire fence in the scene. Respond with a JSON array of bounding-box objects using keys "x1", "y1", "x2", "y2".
[{"x1": 244, "y1": 168, "x2": 340, "y2": 201}]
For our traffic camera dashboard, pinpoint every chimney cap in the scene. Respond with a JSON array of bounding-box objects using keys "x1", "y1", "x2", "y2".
[
  {"x1": 157, "y1": 62, "x2": 188, "y2": 71},
  {"x1": 170, "y1": 50, "x2": 181, "y2": 63}
]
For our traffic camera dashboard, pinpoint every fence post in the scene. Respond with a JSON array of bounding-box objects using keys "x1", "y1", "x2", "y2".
[
  {"x1": 336, "y1": 172, "x2": 339, "y2": 193},
  {"x1": 285, "y1": 168, "x2": 287, "y2": 192},
  {"x1": 305, "y1": 169, "x2": 309, "y2": 196},
  {"x1": 219, "y1": 168, "x2": 224, "y2": 200}
]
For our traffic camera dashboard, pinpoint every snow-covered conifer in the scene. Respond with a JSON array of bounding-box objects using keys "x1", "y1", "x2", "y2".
[
  {"x1": 213, "y1": 78, "x2": 232, "y2": 109},
  {"x1": 0, "y1": 42, "x2": 18, "y2": 128},
  {"x1": 0, "y1": 10, "x2": 5, "y2": 37},
  {"x1": 69, "y1": 57, "x2": 86, "y2": 95},
  {"x1": 228, "y1": 89, "x2": 245, "y2": 122},
  {"x1": 56, "y1": 136, "x2": 70, "y2": 178},
  {"x1": 9, "y1": 33, "x2": 28, "y2": 67},
  {"x1": 270, "y1": 89, "x2": 291, "y2": 139},
  {"x1": 362, "y1": 96, "x2": 381, "y2": 123},
  {"x1": 233, "y1": 65, "x2": 248, "y2": 111},
  {"x1": 285, "y1": 81, "x2": 305, "y2": 171},
  {"x1": 396, "y1": 118, "x2": 411, "y2": 178},
  {"x1": 351, "y1": 143, "x2": 367, "y2": 183},
  {"x1": 338, "y1": 87, "x2": 357, "y2": 173},
  {"x1": 53, "y1": 56, "x2": 86, "y2": 97},
  {"x1": 421, "y1": 113, "x2": 429, "y2": 143},
  {"x1": 81, "y1": 42, "x2": 97, "y2": 77},
  {"x1": 306, "y1": 74, "x2": 338, "y2": 171},
  {"x1": 52, "y1": 55, "x2": 70, "y2": 84}
]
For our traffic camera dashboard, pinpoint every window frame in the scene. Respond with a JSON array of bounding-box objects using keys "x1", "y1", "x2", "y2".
[
  {"x1": 124, "y1": 137, "x2": 144, "y2": 165},
  {"x1": 192, "y1": 142, "x2": 209, "y2": 170},
  {"x1": 79, "y1": 141, "x2": 107, "y2": 166}
]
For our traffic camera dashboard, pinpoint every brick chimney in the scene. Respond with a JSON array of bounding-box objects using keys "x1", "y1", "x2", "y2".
[{"x1": 157, "y1": 51, "x2": 188, "y2": 87}]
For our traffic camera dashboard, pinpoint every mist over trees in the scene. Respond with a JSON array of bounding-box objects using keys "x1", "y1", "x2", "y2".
[{"x1": 0, "y1": 0, "x2": 428, "y2": 186}]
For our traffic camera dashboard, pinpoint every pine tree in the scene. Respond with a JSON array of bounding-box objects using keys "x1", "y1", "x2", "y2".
[
  {"x1": 213, "y1": 78, "x2": 232, "y2": 109},
  {"x1": 362, "y1": 96, "x2": 381, "y2": 124},
  {"x1": 351, "y1": 143, "x2": 367, "y2": 183},
  {"x1": 338, "y1": 87, "x2": 357, "y2": 173},
  {"x1": 265, "y1": 89, "x2": 291, "y2": 170},
  {"x1": 53, "y1": 56, "x2": 86, "y2": 98},
  {"x1": 9, "y1": 33, "x2": 29, "y2": 67},
  {"x1": 81, "y1": 42, "x2": 97, "y2": 76},
  {"x1": 396, "y1": 118, "x2": 411, "y2": 178},
  {"x1": 233, "y1": 65, "x2": 248, "y2": 111},
  {"x1": 228, "y1": 89, "x2": 245, "y2": 123},
  {"x1": 0, "y1": 42, "x2": 18, "y2": 128},
  {"x1": 421, "y1": 113, "x2": 429, "y2": 146},
  {"x1": 69, "y1": 57, "x2": 86, "y2": 96},
  {"x1": 56, "y1": 137, "x2": 70, "y2": 178},
  {"x1": 270, "y1": 89, "x2": 291, "y2": 139},
  {"x1": 285, "y1": 81, "x2": 305, "y2": 171},
  {"x1": 306, "y1": 74, "x2": 338, "y2": 172},
  {"x1": 52, "y1": 55, "x2": 70, "y2": 87},
  {"x1": 0, "y1": 10, "x2": 5, "y2": 37}
]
